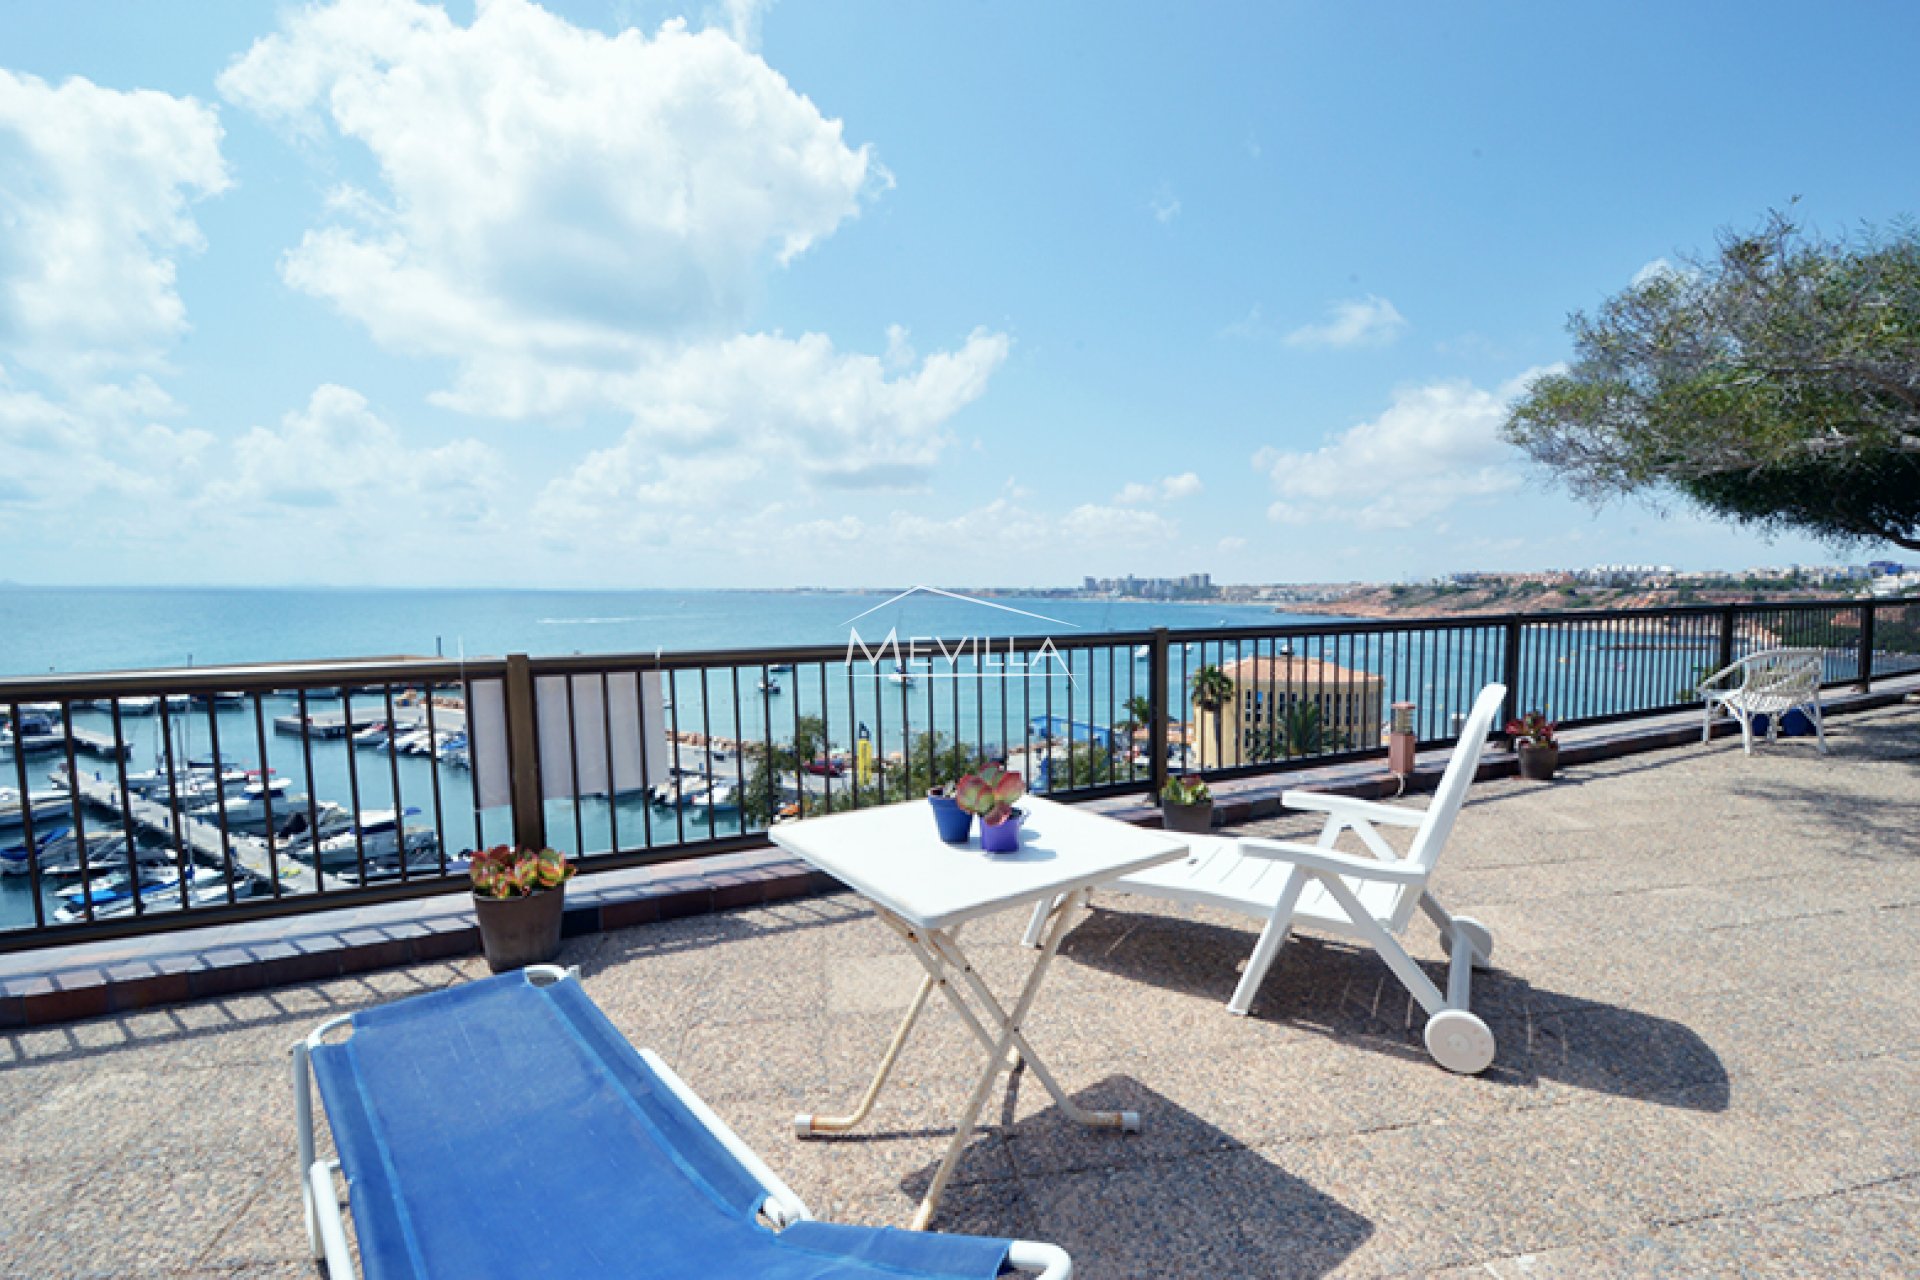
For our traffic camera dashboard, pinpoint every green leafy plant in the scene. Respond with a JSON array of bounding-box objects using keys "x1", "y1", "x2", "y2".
[
  {"x1": 1504, "y1": 711, "x2": 1558, "y2": 748},
  {"x1": 954, "y1": 763, "x2": 1025, "y2": 826},
  {"x1": 470, "y1": 845, "x2": 575, "y2": 899},
  {"x1": 1189, "y1": 663, "x2": 1235, "y2": 764},
  {"x1": 1161, "y1": 774, "x2": 1211, "y2": 805}
]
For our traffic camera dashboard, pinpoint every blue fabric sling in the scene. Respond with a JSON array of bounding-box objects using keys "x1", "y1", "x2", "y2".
[{"x1": 310, "y1": 972, "x2": 1013, "y2": 1280}]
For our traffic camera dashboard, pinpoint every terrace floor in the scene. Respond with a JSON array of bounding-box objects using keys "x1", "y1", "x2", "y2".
[{"x1": 4, "y1": 704, "x2": 1919, "y2": 1278}]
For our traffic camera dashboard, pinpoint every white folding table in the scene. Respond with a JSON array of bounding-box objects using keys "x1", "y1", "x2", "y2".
[{"x1": 768, "y1": 795, "x2": 1188, "y2": 1229}]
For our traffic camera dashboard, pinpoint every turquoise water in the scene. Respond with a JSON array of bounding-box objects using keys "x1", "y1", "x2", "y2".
[
  {"x1": 1, "y1": 588, "x2": 1331, "y2": 932},
  {"x1": 0, "y1": 585, "x2": 1297, "y2": 677}
]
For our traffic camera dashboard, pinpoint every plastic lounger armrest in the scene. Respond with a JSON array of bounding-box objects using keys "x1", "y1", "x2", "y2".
[
  {"x1": 1006, "y1": 1241, "x2": 1072, "y2": 1279},
  {"x1": 1282, "y1": 790, "x2": 1426, "y2": 828},
  {"x1": 1237, "y1": 836, "x2": 1427, "y2": 884}
]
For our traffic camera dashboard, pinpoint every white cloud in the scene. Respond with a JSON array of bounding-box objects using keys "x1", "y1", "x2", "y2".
[
  {"x1": 1631, "y1": 258, "x2": 1677, "y2": 286},
  {"x1": 1149, "y1": 187, "x2": 1181, "y2": 224},
  {"x1": 1284, "y1": 295, "x2": 1407, "y2": 350},
  {"x1": 1114, "y1": 472, "x2": 1202, "y2": 505},
  {"x1": 531, "y1": 329, "x2": 1008, "y2": 532},
  {"x1": 716, "y1": 0, "x2": 775, "y2": 50},
  {"x1": 1259, "y1": 368, "x2": 1557, "y2": 530},
  {"x1": 1217, "y1": 535, "x2": 1248, "y2": 552},
  {"x1": 221, "y1": 0, "x2": 872, "y2": 348},
  {"x1": 209, "y1": 384, "x2": 505, "y2": 524},
  {"x1": 0, "y1": 69, "x2": 228, "y2": 385},
  {"x1": 221, "y1": 0, "x2": 1002, "y2": 499}
]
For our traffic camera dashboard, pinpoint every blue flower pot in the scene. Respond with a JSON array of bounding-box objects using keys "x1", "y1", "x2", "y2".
[
  {"x1": 979, "y1": 810, "x2": 1024, "y2": 854},
  {"x1": 1751, "y1": 709, "x2": 1816, "y2": 737},
  {"x1": 929, "y1": 794, "x2": 973, "y2": 843}
]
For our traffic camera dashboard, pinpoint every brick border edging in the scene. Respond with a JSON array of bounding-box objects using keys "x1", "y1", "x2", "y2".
[{"x1": 3, "y1": 684, "x2": 1910, "y2": 1029}]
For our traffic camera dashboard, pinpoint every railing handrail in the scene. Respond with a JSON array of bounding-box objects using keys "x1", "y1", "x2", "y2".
[
  {"x1": 9, "y1": 594, "x2": 1912, "y2": 698},
  {"x1": 4, "y1": 591, "x2": 1915, "y2": 955}
]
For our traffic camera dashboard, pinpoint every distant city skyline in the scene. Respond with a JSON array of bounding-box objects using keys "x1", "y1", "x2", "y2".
[{"x1": 1, "y1": 1, "x2": 1915, "y2": 588}]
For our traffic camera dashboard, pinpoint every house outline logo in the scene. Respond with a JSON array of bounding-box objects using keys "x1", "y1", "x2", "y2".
[{"x1": 842, "y1": 585, "x2": 1080, "y2": 685}]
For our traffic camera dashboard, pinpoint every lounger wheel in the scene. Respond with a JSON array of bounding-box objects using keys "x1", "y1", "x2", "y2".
[
  {"x1": 1423, "y1": 1009, "x2": 1496, "y2": 1075},
  {"x1": 1439, "y1": 917, "x2": 1494, "y2": 970}
]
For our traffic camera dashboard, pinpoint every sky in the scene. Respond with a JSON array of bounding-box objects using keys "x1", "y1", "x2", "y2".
[{"x1": 1, "y1": 0, "x2": 1915, "y2": 590}]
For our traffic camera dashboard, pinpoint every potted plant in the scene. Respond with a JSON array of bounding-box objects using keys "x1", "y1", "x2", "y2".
[
  {"x1": 1160, "y1": 775, "x2": 1214, "y2": 833},
  {"x1": 470, "y1": 844, "x2": 575, "y2": 972},
  {"x1": 1506, "y1": 711, "x2": 1559, "y2": 781},
  {"x1": 955, "y1": 764, "x2": 1026, "y2": 853},
  {"x1": 926, "y1": 784, "x2": 972, "y2": 843}
]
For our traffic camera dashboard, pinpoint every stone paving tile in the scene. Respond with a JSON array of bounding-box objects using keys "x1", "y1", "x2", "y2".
[
  {"x1": 1449, "y1": 1176, "x2": 1920, "y2": 1279},
  {"x1": 6, "y1": 704, "x2": 1920, "y2": 1278},
  {"x1": 1023, "y1": 1145, "x2": 1373, "y2": 1280},
  {"x1": 0, "y1": 1147, "x2": 278, "y2": 1279}
]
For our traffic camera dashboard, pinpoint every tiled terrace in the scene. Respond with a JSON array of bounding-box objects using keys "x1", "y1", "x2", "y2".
[{"x1": 3, "y1": 704, "x2": 1918, "y2": 1278}]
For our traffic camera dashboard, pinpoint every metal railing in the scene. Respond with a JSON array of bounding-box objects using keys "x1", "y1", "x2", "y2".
[{"x1": 3, "y1": 596, "x2": 1915, "y2": 952}]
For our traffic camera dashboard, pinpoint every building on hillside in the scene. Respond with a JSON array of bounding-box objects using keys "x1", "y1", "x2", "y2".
[{"x1": 1191, "y1": 655, "x2": 1385, "y2": 769}]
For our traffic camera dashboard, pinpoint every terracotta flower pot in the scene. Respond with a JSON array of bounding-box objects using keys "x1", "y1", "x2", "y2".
[
  {"x1": 474, "y1": 887, "x2": 566, "y2": 973},
  {"x1": 1516, "y1": 741, "x2": 1559, "y2": 782},
  {"x1": 1161, "y1": 799, "x2": 1214, "y2": 834}
]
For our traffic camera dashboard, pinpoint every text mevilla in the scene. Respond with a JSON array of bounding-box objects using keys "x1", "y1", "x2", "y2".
[{"x1": 844, "y1": 629, "x2": 1074, "y2": 680}]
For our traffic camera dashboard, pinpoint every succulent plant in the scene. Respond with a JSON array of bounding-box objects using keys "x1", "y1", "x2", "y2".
[
  {"x1": 954, "y1": 764, "x2": 1025, "y2": 825},
  {"x1": 470, "y1": 844, "x2": 576, "y2": 900}
]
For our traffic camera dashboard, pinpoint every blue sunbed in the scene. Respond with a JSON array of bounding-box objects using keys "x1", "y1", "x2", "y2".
[{"x1": 292, "y1": 966, "x2": 1070, "y2": 1279}]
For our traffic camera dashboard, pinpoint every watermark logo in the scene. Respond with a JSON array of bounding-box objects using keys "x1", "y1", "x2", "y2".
[{"x1": 842, "y1": 586, "x2": 1078, "y2": 684}]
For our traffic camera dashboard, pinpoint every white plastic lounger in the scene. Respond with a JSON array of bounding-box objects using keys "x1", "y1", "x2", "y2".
[
  {"x1": 293, "y1": 966, "x2": 1070, "y2": 1279},
  {"x1": 1697, "y1": 647, "x2": 1828, "y2": 755},
  {"x1": 1027, "y1": 683, "x2": 1507, "y2": 1074}
]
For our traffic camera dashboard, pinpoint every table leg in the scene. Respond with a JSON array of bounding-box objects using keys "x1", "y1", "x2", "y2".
[
  {"x1": 906, "y1": 888, "x2": 1136, "y2": 1231},
  {"x1": 793, "y1": 968, "x2": 938, "y2": 1138},
  {"x1": 925, "y1": 923, "x2": 1140, "y2": 1135}
]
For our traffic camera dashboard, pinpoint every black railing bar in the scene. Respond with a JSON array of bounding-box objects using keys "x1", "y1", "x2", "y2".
[
  {"x1": 156, "y1": 698, "x2": 189, "y2": 909},
  {"x1": 783, "y1": 662, "x2": 800, "y2": 819},
  {"x1": 729, "y1": 666, "x2": 747, "y2": 835},
  {"x1": 251, "y1": 693, "x2": 283, "y2": 900},
  {"x1": 340, "y1": 689, "x2": 369, "y2": 886},
  {"x1": 631, "y1": 669, "x2": 655, "y2": 853},
  {"x1": 565, "y1": 675, "x2": 585, "y2": 858},
  {"x1": 381, "y1": 684, "x2": 410, "y2": 886},
  {"x1": 54, "y1": 698, "x2": 95, "y2": 922},
  {"x1": 297, "y1": 689, "x2": 328, "y2": 895},
  {"x1": 599, "y1": 671, "x2": 619, "y2": 855},
  {"x1": 204, "y1": 697, "x2": 237, "y2": 906},
  {"x1": 112, "y1": 701, "x2": 144, "y2": 918},
  {"x1": 667, "y1": 672, "x2": 686, "y2": 845},
  {"x1": 10, "y1": 699, "x2": 47, "y2": 930},
  {"x1": 423, "y1": 690, "x2": 448, "y2": 877},
  {"x1": 461, "y1": 670, "x2": 485, "y2": 858}
]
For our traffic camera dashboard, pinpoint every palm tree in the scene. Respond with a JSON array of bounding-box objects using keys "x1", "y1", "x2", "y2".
[
  {"x1": 1280, "y1": 700, "x2": 1327, "y2": 757},
  {"x1": 1189, "y1": 664, "x2": 1235, "y2": 768}
]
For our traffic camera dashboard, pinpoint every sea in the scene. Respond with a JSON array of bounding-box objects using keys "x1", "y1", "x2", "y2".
[
  {"x1": 0, "y1": 585, "x2": 1306, "y2": 677},
  {"x1": 1, "y1": 587, "x2": 1332, "y2": 932}
]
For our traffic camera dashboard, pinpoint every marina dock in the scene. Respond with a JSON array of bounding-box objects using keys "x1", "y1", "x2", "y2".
[
  {"x1": 273, "y1": 710, "x2": 392, "y2": 739},
  {"x1": 66, "y1": 771, "x2": 317, "y2": 897},
  {"x1": 65, "y1": 727, "x2": 134, "y2": 760}
]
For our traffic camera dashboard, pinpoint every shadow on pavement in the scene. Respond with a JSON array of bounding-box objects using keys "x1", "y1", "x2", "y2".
[{"x1": 1058, "y1": 907, "x2": 1730, "y2": 1112}]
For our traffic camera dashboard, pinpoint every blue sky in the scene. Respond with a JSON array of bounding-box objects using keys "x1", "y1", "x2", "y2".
[{"x1": 1, "y1": 0, "x2": 1914, "y2": 589}]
